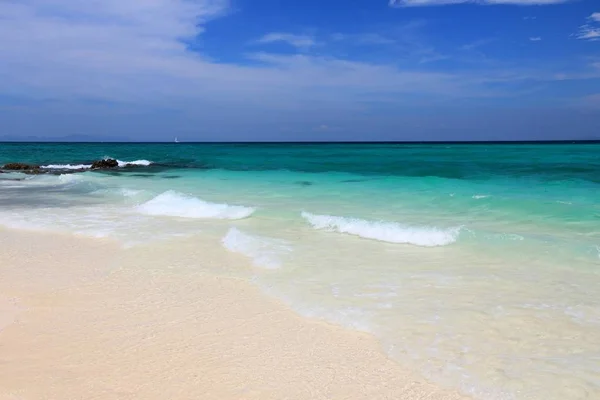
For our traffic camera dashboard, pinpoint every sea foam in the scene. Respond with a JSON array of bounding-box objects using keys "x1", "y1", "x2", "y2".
[
  {"x1": 301, "y1": 212, "x2": 460, "y2": 247},
  {"x1": 222, "y1": 228, "x2": 292, "y2": 269},
  {"x1": 120, "y1": 188, "x2": 142, "y2": 197},
  {"x1": 40, "y1": 159, "x2": 153, "y2": 169},
  {"x1": 57, "y1": 174, "x2": 85, "y2": 184},
  {"x1": 136, "y1": 191, "x2": 255, "y2": 220},
  {"x1": 117, "y1": 159, "x2": 153, "y2": 167},
  {"x1": 41, "y1": 164, "x2": 92, "y2": 170}
]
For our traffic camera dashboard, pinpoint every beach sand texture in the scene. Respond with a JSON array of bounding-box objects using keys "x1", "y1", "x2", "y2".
[{"x1": 0, "y1": 229, "x2": 467, "y2": 400}]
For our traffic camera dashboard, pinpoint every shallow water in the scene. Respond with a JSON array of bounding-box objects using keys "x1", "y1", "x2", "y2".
[{"x1": 1, "y1": 142, "x2": 599, "y2": 399}]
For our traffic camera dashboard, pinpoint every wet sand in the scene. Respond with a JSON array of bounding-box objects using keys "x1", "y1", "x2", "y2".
[{"x1": 0, "y1": 228, "x2": 467, "y2": 400}]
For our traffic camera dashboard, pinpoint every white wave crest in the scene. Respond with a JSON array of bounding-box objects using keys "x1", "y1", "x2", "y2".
[
  {"x1": 41, "y1": 164, "x2": 92, "y2": 170},
  {"x1": 136, "y1": 191, "x2": 255, "y2": 220},
  {"x1": 40, "y1": 159, "x2": 152, "y2": 169},
  {"x1": 222, "y1": 228, "x2": 292, "y2": 269},
  {"x1": 58, "y1": 174, "x2": 85, "y2": 184},
  {"x1": 301, "y1": 212, "x2": 460, "y2": 247},
  {"x1": 117, "y1": 159, "x2": 153, "y2": 167},
  {"x1": 120, "y1": 189, "x2": 142, "y2": 197}
]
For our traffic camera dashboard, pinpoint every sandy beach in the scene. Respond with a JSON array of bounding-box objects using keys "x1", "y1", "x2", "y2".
[
  {"x1": 2, "y1": 0, "x2": 600, "y2": 395},
  {"x1": 0, "y1": 228, "x2": 467, "y2": 400}
]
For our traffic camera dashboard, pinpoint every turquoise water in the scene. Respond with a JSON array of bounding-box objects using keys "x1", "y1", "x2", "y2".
[{"x1": 1, "y1": 143, "x2": 600, "y2": 399}]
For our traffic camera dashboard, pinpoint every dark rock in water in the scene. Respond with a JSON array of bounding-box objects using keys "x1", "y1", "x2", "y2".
[
  {"x1": 297, "y1": 181, "x2": 313, "y2": 186},
  {"x1": 131, "y1": 174, "x2": 152, "y2": 178},
  {"x1": 2, "y1": 163, "x2": 42, "y2": 173},
  {"x1": 162, "y1": 175, "x2": 181, "y2": 179},
  {"x1": 91, "y1": 159, "x2": 118, "y2": 169}
]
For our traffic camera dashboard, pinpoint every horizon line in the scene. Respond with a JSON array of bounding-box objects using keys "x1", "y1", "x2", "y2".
[{"x1": 1, "y1": 140, "x2": 600, "y2": 145}]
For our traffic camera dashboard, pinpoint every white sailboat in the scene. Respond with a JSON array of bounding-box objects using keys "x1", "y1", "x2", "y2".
[{"x1": 174, "y1": 137, "x2": 179, "y2": 143}]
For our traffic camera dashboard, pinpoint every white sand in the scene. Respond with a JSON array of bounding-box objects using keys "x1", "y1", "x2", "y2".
[
  {"x1": 0, "y1": 228, "x2": 468, "y2": 400},
  {"x1": 0, "y1": 297, "x2": 19, "y2": 334}
]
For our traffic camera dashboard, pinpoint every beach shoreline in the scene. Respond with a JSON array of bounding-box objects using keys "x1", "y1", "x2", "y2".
[{"x1": 0, "y1": 227, "x2": 468, "y2": 400}]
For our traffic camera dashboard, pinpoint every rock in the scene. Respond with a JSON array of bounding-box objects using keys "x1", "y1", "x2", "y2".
[
  {"x1": 2, "y1": 163, "x2": 41, "y2": 172},
  {"x1": 91, "y1": 159, "x2": 118, "y2": 169}
]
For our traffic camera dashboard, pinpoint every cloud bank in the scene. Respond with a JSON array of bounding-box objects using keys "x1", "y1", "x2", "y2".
[
  {"x1": 0, "y1": 0, "x2": 489, "y2": 109},
  {"x1": 0, "y1": 0, "x2": 597, "y2": 142}
]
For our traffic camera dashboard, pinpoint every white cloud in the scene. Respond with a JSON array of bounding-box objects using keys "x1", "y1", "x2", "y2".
[
  {"x1": 0, "y1": 0, "x2": 486, "y2": 110},
  {"x1": 0, "y1": 0, "x2": 590, "y2": 118},
  {"x1": 246, "y1": 53, "x2": 460, "y2": 94},
  {"x1": 575, "y1": 13, "x2": 600, "y2": 41},
  {"x1": 460, "y1": 38, "x2": 495, "y2": 51},
  {"x1": 0, "y1": 0, "x2": 230, "y2": 100},
  {"x1": 256, "y1": 33, "x2": 317, "y2": 50},
  {"x1": 390, "y1": 0, "x2": 570, "y2": 6},
  {"x1": 577, "y1": 28, "x2": 600, "y2": 40},
  {"x1": 330, "y1": 33, "x2": 396, "y2": 45},
  {"x1": 529, "y1": 37, "x2": 542, "y2": 41}
]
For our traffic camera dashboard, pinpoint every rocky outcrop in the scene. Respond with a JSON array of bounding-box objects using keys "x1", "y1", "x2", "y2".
[
  {"x1": 91, "y1": 159, "x2": 118, "y2": 169},
  {"x1": 1, "y1": 158, "x2": 145, "y2": 174},
  {"x1": 2, "y1": 163, "x2": 41, "y2": 172}
]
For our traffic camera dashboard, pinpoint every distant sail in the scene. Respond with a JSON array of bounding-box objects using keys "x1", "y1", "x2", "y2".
[{"x1": 174, "y1": 137, "x2": 179, "y2": 143}]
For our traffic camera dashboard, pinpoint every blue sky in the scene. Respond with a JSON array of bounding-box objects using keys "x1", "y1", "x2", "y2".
[{"x1": 0, "y1": 0, "x2": 599, "y2": 141}]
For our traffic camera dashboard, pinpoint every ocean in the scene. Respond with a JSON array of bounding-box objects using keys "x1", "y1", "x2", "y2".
[{"x1": 1, "y1": 142, "x2": 599, "y2": 399}]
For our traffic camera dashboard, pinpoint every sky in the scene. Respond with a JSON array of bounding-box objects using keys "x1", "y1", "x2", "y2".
[{"x1": 0, "y1": 0, "x2": 599, "y2": 141}]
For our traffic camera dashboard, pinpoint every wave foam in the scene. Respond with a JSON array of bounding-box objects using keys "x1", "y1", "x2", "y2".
[
  {"x1": 41, "y1": 164, "x2": 92, "y2": 170},
  {"x1": 41, "y1": 159, "x2": 152, "y2": 169},
  {"x1": 301, "y1": 212, "x2": 460, "y2": 247},
  {"x1": 117, "y1": 159, "x2": 153, "y2": 167},
  {"x1": 222, "y1": 228, "x2": 291, "y2": 269},
  {"x1": 136, "y1": 191, "x2": 255, "y2": 220},
  {"x1": 58, "y1": 174, "x2": 85, "y2": 184},
  {"x1": 120, "y1": 189, "x2": 142, "y2": 197}
]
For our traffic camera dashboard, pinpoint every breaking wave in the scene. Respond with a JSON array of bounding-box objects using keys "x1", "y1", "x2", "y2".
[
  {"x1": 136, "y1": 191, "x2": 255, "y2": 220},
  {"x1": 301, "y1": 212, "x2": 460, "y2": 247},
  {"x1": 57, "y1": 174, "x2": 85, "y2": 184},
  {"x1": 40, "y1": 159, "x2": 153, "y2": 170},
  {"x1": 41, "y1": 164, "x2": 92, "y2": 170},
  {"x1": 117, "y1": 159, "x2": 153, "y2": 167},
  {"x1": 222, "y1": 228, "x2": 292, "y2": 269}
]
